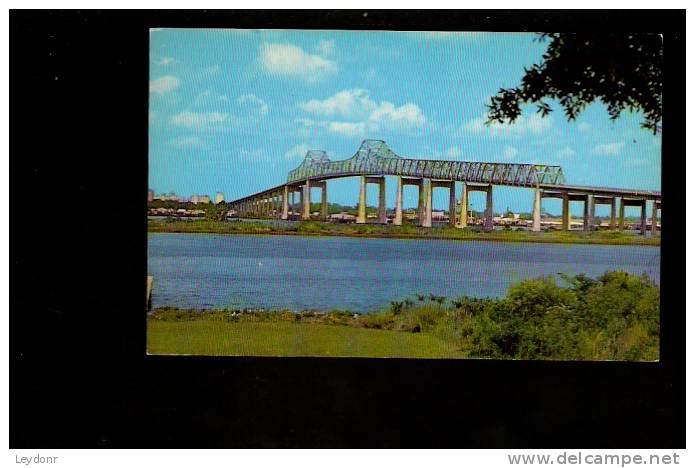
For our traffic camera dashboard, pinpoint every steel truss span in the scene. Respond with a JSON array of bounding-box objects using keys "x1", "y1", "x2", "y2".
[{"x1": 287, "y1": 139, "x2": 566, "y2": 187}]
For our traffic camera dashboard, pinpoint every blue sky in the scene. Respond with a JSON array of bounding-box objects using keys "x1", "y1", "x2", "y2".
[{"x1": 149, "y1": 29, "x2": 661, "y2": 216}]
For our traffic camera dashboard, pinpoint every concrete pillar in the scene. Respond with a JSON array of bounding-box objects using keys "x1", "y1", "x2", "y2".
[
  {"x1": 651, "y1": 201, "x2": 658, "y2": 236},
  {"x1": 302, "y1": 180, "x2": 311, "y2": 220},
  {"x1": 457, "y1": 183, "x2": 468, "y2": 228},
  {"x1": 640, "y1": 200, "x2": 647, "y2": 235},
  {"x1": 588, "y1": 195, "x2": 595, "y2": 230},
  {"x1": 448, "y1": 182, "x2": 457, "y2": 226},
  {"x1": 561, "y1": 192, "x2": 570, "y2": 231},
  {"x1": 483, "y1": 185, "x2": 494, "y2": 231},
  {"x1": 422, "y1": 179, "x2": 432, "y2": 228},
  {"x1": 357, "y1": 176, "x2": 366, "y2": 224},
  {"x1": 394, "y1": 176, "x2": 403, "y2": 226},
  {"x1": 583, "y1": 195, "x2": 594, "y2": 231},
  {"x1": 610, "y1": 197, "x2": 616, "y2": 230},
  {"x1": 321, "y1": 184, "x2": 328, "y2": 219},
  {"x1": 532, "y1": 187, "x2": 541, "y2": 232},
  {"x1": 377, "y1": 178, "x2": 387, "y2": 224},
  {"x1": 299, "y1": 189, "x2": 303, "y2": 215},
  {"x1": 619, "y1": 198, "x2": 625, "y2": 231},
  {"x1": 281, "y1": 186, "x2": 289, "y2": 220},
  {"x1": 417, "y1": 180, "x2": 425, "y2": 225}
]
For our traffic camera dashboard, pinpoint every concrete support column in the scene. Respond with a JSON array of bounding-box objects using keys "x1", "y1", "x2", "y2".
[
  {"x1": 457, "y1": 183, "x2": 468, "y2": 228},
  {"x1": 394, "y1": 176, "x2": 403, "y2": 226},
  {"x1": 651, "y1": 201, "x2": 659, "y2": 236},
  {"x1": 619, "y1": 198, "x2": 625, "y2": 231},
  {"x1": 583, "y1": 195, "x2": 594, "y2": 231},
  {"x1": 588, "y1": 195, "x2": 595, "y2": 230},
  {"x1": 561, "y1": 192, "x2": 570, "y2": 231},
  {"x1": 640, "y1": 200, "x2": 647, "y2": 235},
  {"x1": 448, "y1": 182, "x2": 457, "y2": 226},
  {"x1": 357, "y1": 176, "x2": 367, "y2": 224},
  {"x1": 377, "y1": 178, "x2": 387, "y2": 224},
  {"x1": 532, "y1": 187, "x2": 541, "y2": 232},
  {"x1": 281, "y1": 185, "x2": 289, "y2": 220},
  {"x1": 321, "y1": 184, "x2": 328, "y2": 219},
  {"x1": 483, "y1": 185, "x2": 494, "y2": 231},
  {"x1": 417, "y1": 180, "x2": 425, "y2": 225},
  {"x1": 422, "y1": 179, "x2": 432, "y2": 228},
  {"x1": 610, "y1": 197, "x2": 617, "y2": 230},
  {"x1": 299, "y1": 189, "x2": 303, "y2": 215},
  {"x1": 302, "y1": 180, "x2": 311, "y2": 220}
]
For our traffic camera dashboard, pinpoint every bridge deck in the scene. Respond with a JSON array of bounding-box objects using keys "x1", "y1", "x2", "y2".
[{"x1": 228, "y1": 179, "x2": 661, "y2": 205}]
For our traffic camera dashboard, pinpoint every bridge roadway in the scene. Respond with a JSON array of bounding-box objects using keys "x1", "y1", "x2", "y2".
[{"x1": 228, "y1": 140, "x2": 661, "y2": 234}]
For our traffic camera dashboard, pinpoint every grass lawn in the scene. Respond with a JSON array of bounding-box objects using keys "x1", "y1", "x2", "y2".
[{"x1": 147, "y1": 319, "x2": 466, "y2": 358}]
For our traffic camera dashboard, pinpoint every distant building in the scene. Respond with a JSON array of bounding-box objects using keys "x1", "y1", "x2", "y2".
[
  {"x1": 215, "y1": 192, "x2": 225, "y2": 204},
  {"x1": 154, "y1": 192, "x2": 182, "y2": 202},
  {"x1": 190, "y1": 195, "x2": 199, "y2": 204},
  {"x1": 147, "y1": 189, "x2": 154, "y2": 202},
  {"x1": 199, "y1": 195, "x2": 211, "y2": 204}
]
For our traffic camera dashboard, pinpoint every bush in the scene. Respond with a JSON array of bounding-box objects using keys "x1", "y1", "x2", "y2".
[{"x1": 437, "y1": 271, "x2": 659, "y2": 361}]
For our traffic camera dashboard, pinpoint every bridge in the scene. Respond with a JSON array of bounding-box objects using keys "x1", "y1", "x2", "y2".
[{"x1": 229, "y1": 140, "x2": 661, "y2": 234}]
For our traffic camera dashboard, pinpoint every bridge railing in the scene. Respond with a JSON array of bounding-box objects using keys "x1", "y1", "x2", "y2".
[{"x1": 288, "y1": 158, "x2": 565, "y2": 187}]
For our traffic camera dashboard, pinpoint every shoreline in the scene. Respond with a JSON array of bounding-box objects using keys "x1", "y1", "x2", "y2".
[
  {"x1": 147, "y1": 219, "x2": 661, "y2": 246},
  {"x1": 147, "y1": 271, "x2": 660, "y2": 360}
]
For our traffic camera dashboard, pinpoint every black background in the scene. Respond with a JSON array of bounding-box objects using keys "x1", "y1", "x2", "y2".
[{"x1": 10, "y1": 10, "x2": 685, "y2": 448}]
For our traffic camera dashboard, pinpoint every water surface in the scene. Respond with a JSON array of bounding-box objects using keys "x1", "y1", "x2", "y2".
[{"x1": 148, "y1": 233, "x2": 660, "y2": 312}]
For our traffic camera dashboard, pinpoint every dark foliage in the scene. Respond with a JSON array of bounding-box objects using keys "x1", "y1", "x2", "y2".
[{"x1": 487, "y1": 33, "x2": 663, "y2": 134}]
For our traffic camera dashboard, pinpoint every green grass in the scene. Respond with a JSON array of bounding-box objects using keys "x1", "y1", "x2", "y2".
[
  {"x1": 147, "y1": 320, "x2": 465, "y2": 358},
  {"x1": 147, "y1": 218, "x2": 660, "y2": 246},
  {"x1": 146, "y1": 271, "x2": 659, "y2": 361}
]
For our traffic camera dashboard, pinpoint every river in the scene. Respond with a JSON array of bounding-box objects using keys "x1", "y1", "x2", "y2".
[{"x1": 147, "y1": 233, "x2": 660, "y2": 312}]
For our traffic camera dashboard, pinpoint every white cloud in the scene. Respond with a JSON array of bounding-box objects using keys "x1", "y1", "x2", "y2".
[
  {"x1": 150, "y1": 75, "x2": 179, "y2": 94},
  {"x1": 316, "y1": 39, "x2": 335, "y2": 57},
  {"x1": 578, "y1": 122, "x2": 591, "y2": 132},
  {"x1": 168, "y1": 136, "x2": 204, "y2": 149},
  {"x1": 285, "y1": 143, "x2": 310, "y2": 160},
  {"x1": 259, "y1": 43, "x2": 337, "y2": 81},
  {"x1": 327, "y1": 121, "x2": 366, "y2": 137},
  {"x1": 593, "y1": 142, "x2": 624, "y2": 156},
  {"x1": 157, "y1": 57, "x2": 177, "y2": 66},
  {"x1": 169, "y1": 111, "x2": 228, "y2": 130},
  {"x1": 237, "y1": 93, "x2": 268, "y2": 115},
  {"x1": 300, "y1": 89, "x2": 373, "y2": 118},
  {"x1": 298, "y1": 89, "x2": 427, "y2": 135},
  {"x1": 295, "y1": 118, "x2": 367, "y2": 137},
  {"x1": 369, "y1": 102, "x2": 426, "y2": 128},
  {"x1": 463, "y1": 113, "x2": 551, "y2": 137},
  {"x1": 556, "y1": 146, "x2": 576, "y2": 159},
  {"x1": 501, "y1": 146, "x2": 518, "y2": 160}
]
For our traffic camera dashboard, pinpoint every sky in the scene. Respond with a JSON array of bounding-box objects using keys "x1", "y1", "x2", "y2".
[{"x1": 149, "y1": 29, "x2": 661, "y2": 217}]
